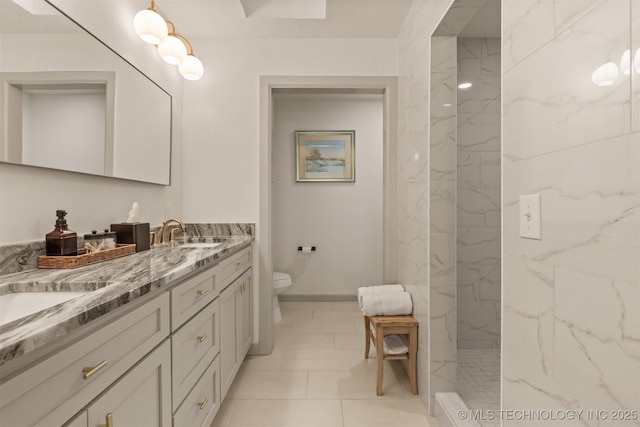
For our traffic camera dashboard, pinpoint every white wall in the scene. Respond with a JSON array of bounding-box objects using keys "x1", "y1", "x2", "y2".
[
  {"x1": 181, "y1": 39, "x2": 396, "y2": 340},
  {"x1": 0, "y1": 1, "x2": 183, "y2": 244},
  {"x1": 271, "y1": 93, "x2": 384, "y2": 296},
  {"x1": 23, "y1": 91, "x2": 106, "y2": 176},
  {"x1": 181, "y1": 38, "x2": 397, "y2": 224}
]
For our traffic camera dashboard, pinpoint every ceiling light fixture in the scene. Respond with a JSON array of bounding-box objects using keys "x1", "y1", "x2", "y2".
[
  {"x1": 176, "y1": 35, "x2": 204, "y2": 81},
  {"x1": 458, "y1": 82, "x2": 472, "y2": 89},
  {"x1": 133, "y1": 2, "x2": 204, "y2": 81},
  {"x1": 157, "y1": 21, "x2": 187, "y2": 65},
  {"x1": 620, "y1": 49, "x2": 631, "y2": 76},
  {"x1": 133, "y1": 1, "x2": 167, "y2": 45},
  {"x1": 591, "y1": 62, "x2": 619, "y2": 86}
]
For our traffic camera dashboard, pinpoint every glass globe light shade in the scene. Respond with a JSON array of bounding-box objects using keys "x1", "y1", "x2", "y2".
[
  {"x1": 591, "y1": 62, "x2": 619, "y2": 87},
  {"x1": 179, "y1": 55, "x2": 204, "y2": 80},
  {"x1": 157, "y1": 35, "x2": 187, "y2": 65},
  {"x1": 133, "y1": 9, "x2": 167, "y2": 45},
  {"x1": 620, "y1": 49, "x2": 631, "y2": 76}
]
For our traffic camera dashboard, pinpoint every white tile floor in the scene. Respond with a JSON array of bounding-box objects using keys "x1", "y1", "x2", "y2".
[
  {"x1": 457, "y1": 349, "x2": 500, "y2": 427},
  {"x1": 211, "y1": 301, "x2": 439, "y2": 427}
]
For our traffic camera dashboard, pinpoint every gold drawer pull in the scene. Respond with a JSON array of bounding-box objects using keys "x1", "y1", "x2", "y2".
[
  {"x1": 98, "y1": 413, "x2": 113, "y2": 427},
  {"x1": 82, "y1": 360, "x2": 108, "y2": 380},
  {"x1": 197, "y1": 289, "x2": 208, "y2": 296},
  {"x1": 198, "y1": 399, "x2": 208, "y2": 410},
  {"x1": 236, "y1": 261, "x2": 244, "y2": 268},
  {"x1": 197, "y1": 333, "x2": 208, "y2": 343}
]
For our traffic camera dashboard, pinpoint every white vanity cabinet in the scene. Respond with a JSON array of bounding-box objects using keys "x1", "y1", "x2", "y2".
[
  {"x1": 87, "y1": 340, "x2": 171, "y2": 427},
  {"x1": 168, "y1": 245, "x2": 252, "y2": 426},
  {"x1": 68, "y1": 340, "x2": 172, "y2": 427},
  {"x1": 0, "y1": 292, "x2": 170, "y2": 427},
  {"x1": 220, "y1": 266, "x2": 252, "y2": 399},
  {"x1": 169, "y1": 268, "x2": 221, "y2": 427},
  {"x1": 0, "y1": 243, "x2": 253, "y2": 427}
]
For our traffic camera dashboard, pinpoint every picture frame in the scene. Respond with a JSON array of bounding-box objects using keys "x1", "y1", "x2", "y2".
[{"x1": 295, "y1": 131, "x2": 355, "y2": 182}]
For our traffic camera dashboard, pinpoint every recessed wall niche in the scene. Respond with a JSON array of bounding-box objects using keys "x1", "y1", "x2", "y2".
[{"x1": 1, "y1": 71, "x2": 115, "y2": 177}]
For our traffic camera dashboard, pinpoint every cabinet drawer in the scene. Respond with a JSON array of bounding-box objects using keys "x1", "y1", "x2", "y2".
[
  {"x1": 88, "y1": 340, "x2": 172, "y2": 427},
  {"x1": 171, "y1": 299, "x2": 219, "y2": 410},
  {"x1": 0, "y1": 293, "x2": 169, "y2": 427},
  {"x1": 218, "y1": 247, "x2": 251, "y2": 290},
  {"x1": 170, "y1": 266, "x2": 217, "y2": 331},
  {"x1": 173, "y1": 355, "x2": 220, "y2": 427}
]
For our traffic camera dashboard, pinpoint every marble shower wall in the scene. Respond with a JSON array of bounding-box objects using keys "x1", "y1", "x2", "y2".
[
  {"x1": 397, "y1": 0, "x2": 455, "y2": 413},
  {"x1": 502, "y1": 0, "x2": 640, "y2": 424},
  {"x1": 457, "y1": 38, "x2": 501, "y2": 350},
  {"x1": 429, "y1": 35, "x2": 458, "y2": 402}
]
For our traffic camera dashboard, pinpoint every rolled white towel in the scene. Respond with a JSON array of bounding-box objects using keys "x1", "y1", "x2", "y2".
[
  {"x1": 361, "y1": 291, "x2": 413, "y2": 317},
  {"x1": 357, "y1": 284, "x2": 405, "y2": 310},
  {"x1": 383, "y1": 334, "x2": 409, "y2": 355}
]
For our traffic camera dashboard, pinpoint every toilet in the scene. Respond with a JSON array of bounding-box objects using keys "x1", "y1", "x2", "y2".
[{"x1": 272, "y1": 272, "x2": 292, "y2": 323}]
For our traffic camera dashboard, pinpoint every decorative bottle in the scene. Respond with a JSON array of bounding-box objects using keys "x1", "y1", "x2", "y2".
[{"x1": 45, "y1": 210, "x2": 78, "y2": 256}]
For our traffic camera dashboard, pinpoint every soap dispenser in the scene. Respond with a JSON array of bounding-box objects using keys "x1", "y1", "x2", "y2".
[{"x1": 46, "y1": 210, "x2": 78, "y2": 256}]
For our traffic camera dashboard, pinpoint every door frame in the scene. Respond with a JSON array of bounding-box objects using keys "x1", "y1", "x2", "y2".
[{"x1": 257, "y1": 75, "x2": 398, "y2": 354}]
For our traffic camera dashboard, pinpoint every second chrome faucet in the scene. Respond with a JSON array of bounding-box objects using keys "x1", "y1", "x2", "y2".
[{"x1": 159, "y1": 218, "x2": 187, "y2": 244}]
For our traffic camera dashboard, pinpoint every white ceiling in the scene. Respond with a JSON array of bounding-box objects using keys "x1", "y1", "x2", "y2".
[
  {"x1": 3, "y1": 0, "x2": 501, "y2": 40},
  {"x1": 148, "y1": 0, "x2": 413, "y2": 39}
]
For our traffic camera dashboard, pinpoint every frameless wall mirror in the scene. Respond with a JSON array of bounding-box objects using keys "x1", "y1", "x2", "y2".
[{"x1": 0, "y1": 0, "x2": 172, "y2": 185}]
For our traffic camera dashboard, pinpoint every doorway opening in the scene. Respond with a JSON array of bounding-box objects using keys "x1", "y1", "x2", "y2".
[
  {"x1": 429, "y1": 0, "x2": 502, "y2": 422},
  {"x1": 258, "y1": 76, "x2": 399, "y2": 355}
]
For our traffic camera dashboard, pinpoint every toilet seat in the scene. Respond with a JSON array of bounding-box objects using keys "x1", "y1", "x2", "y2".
[{"x1": 273, "y1": 272, "x2": 292, "y2": 289}]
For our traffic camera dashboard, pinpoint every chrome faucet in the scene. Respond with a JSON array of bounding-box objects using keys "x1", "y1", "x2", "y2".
[{"x1": 160, "y1": 218, "x2": 187, "y2": 244}]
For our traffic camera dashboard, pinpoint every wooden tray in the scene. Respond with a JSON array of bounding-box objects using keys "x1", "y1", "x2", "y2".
[{"x1": 38, "y1": 244, "x2": 136, "y2": 269}]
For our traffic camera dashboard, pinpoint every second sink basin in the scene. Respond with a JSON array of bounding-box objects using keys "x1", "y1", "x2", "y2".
[
  {"x1": 178, "y1": 242, "x2": 223, "y2": 249},
  {"x1": 0, "y1": 291, "x2": 90, "y2": 327}
]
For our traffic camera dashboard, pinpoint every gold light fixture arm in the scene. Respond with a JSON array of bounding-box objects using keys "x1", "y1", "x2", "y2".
[{"x1": 174, "y1": 33, "x2": 194, "y2": 56}]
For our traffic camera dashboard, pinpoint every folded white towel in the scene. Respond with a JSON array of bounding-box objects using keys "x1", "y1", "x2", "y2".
[
  {"x1": 361, "y1": 291, "x2": 413, "y2": 317},
  {"x1": 357, "y1": 284, "x2": 405, "y2": 310},
  {"x1": 383, "y1": 334, "x2": 409, "y2": 355}
]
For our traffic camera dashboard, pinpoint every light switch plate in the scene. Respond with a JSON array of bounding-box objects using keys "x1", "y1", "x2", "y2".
[{"x1": 519, "y1": 194, "x2": 541, "y2": 240}]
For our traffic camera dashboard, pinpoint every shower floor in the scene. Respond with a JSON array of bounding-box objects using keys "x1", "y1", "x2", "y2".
[{"x1": 457, "y1": 349, "x2": 500, "y2": 427}]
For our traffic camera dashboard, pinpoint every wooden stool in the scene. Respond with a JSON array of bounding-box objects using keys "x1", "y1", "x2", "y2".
[{"x1": 364, "y1": 315, "x2": 418, "y2": 396}]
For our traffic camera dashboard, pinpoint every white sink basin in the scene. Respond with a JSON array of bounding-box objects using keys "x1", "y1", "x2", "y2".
[
  {"x1": 0, "y1": 292, "x2": 90, "y2": 326},
  {"x1": 178, "y1": 242, "x2": 223, "y2": 249}
]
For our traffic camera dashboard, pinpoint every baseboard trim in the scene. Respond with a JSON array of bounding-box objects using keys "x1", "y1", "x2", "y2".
[{"x1": 279, "y1": 294, "x2": 358, "y2": 302}]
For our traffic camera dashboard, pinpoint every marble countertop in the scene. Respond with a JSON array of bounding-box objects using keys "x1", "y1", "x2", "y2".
[{"x1": 0, "y1": 236, "x2": 253, "y2": 370}]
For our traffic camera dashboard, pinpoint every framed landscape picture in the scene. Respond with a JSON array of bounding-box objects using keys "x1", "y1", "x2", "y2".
[{"x1": 295, "y1": 131, "x2": 355, "y2": 182}]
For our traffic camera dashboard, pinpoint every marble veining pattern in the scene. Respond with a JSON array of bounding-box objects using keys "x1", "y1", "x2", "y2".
[
  {"x1": 503, "y1": 0, "x2": 639, "y2": 424},
  {"x1": 0, "y1": 228, "x2": 253, "y2": 369},
  {"x1": 0, "y1": 223, "x2": 253, "y2": 277},
  {"x1": 0, "y1": 241, "x2": 45, "y2": 276},
  {"x1": 430, "y1": 34, "x2": 458, "y2": 410},
  {"x1": 397, "y1": 0, "x2": 454, "y2": 413},
  {"x1": 457, "y1": 38, "x2": 501, "y2": 350}
]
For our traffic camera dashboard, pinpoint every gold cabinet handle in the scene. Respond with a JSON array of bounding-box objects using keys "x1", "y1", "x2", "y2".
[
  {"x1": 197, "y1": 333, "x2": 208, "y2": 343},
  {"x1": 198, "y1": 399, "x2": 208, "y2": 410},
  {"x1": 197, "y1": 289, "x2": 208, "y2": 296},
  {"x1": 98, "y1": 413, "x2": 113, "y2": 427},
  {"x1": 82, "y1": 360, "x2": 108, "y2": 380}
]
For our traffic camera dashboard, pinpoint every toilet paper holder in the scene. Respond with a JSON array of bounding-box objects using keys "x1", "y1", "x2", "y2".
[{"x1": 297, "y1": 246, "x2": 316, "y2": 252}]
